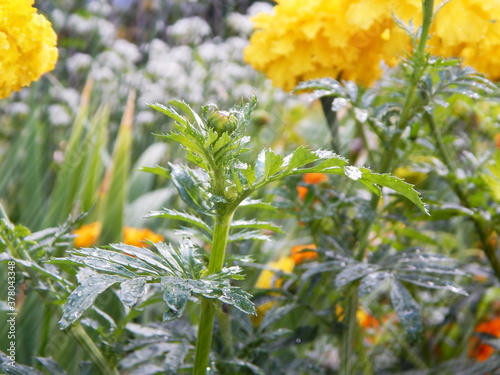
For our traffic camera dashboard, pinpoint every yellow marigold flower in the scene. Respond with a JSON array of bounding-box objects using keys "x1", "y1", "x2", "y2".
[
  {"x1": 73, "y1": 222, "x2": 102, "y2": 248},
  {"x1": 73, "y1": 222, "x2": 164, "y2": 248},
  {"x1": 303, "y1": 173, "x2": 328, "y2": 185},
  {"x1": 0, "y1": 0, "x2": 58, "y2": 99},
  {"x1": 244, "y1": 0, "x2": 415, "y2": 90},
  {"x1": 255, "y1": 256, "x2": 295, "y2": 289},
  {"x1": 430, "y1": 0, "x2": 500, "y2": 82},
  {"x1": 122, "y1": 227, "x2": 164, "y2": 247},
  {"x1": 290, "y1": 244, "x2": 317, "y2": 265},
  {"x1": 245, "y1": 0, "x2": 500, "y2": 91}
]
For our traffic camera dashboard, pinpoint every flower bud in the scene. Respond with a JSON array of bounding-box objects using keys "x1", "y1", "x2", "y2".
[{"x1": 205, "y1": 105, "x2": 238, "y2": 136}]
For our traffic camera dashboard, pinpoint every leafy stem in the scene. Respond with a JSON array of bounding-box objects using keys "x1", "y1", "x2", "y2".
[{"x1": 425, "y1": 111, "x2": 500, "y2": 281}]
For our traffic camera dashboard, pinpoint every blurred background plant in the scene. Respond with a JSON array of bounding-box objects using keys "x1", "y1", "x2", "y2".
[{"x1": 2, "y1": 0, "x2": 500, "y2": 374}]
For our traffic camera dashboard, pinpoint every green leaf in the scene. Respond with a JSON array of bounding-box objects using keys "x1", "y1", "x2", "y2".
[
  {"x1": 128, "y1": 143, "x2": 168, "y2": 202},
  {"x1": 75, "y1": 247, "x2": 162, "y2": 276},
  {"x1": 147, "y1": 208, "x2": 212, "y2": 233},
  {"x1": 231, "y1": 219, "x2": 283, "y2": 233},
  {"x1": 98, "y1": 90, "x2": 135, "y2": 245},
  {"x1": 35, "y1": 357, "x2": 67, "y2": 375},
  {"x1": 293, "y1": 78, "x2": 346, "y2": 96},
  {"x1": 120, "y1": 278, "x2": 146, "y2": 306},
  {"x1": 0, "y1": 351, "x2": 45, "y2": 375},
  {"x1": 169, "y1": 99, "x2": 206, "y2": 132},
  {"x1": 148, "y1": 102, "x2": 188, "y2": 126},
  {"x1": 219, "y1": 287, "x2": 256, "y2": 315},
  {"x1": 228, "y1": 230, "x2": 272, "y2": 243},
  {"x1": 414, "y1": 204, "x2": 474, "y2": 220},
  {"x1": 139, "y1": 165, "x2": 171, "y2": 179},
  {"x1": 358, "y1": 168, "x2": 429, "y2": 214},
  {"x1": 161, "y1": 277, "x2": 191, "y2": 321},
  {"x1": 170, "y1": 164, "x2": 211, "y2": 215},
  {"x1": 335, "y1": 263, "x2": 380, "y2": 288},
  {"x1": 59, "y1": 274, "x2": 126, "y2": 329},
  {"x1": 390, "y1": 279, "x2": 422, "y2": 341},
  {"x1": 283, "y1": 146, "x2": 318, "y2": 172},
  {"x1": 238, "y1": 199, "x2": 276, "y2": 211}
]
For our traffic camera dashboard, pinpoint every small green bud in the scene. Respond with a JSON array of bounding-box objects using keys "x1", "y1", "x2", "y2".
[
  {"x1": 225, "y1": 185, "x2": 238, "y2": 201},
  {"x1": 251, "y1": 109, "x2": 270, "y2": 127},
  {"x1": 205, "y1": 105, "x2": 238, "y2": 136}
]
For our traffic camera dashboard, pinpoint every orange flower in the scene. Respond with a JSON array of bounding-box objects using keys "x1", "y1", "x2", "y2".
[
  {"x1": 123, "y1": 227, "x2": 164, "y2": 247},
  {"x1": 297, "y1": 186, "x2": 308, "y2": 199},
  {"x1": 357, "y1": 309, "x2": 380, "y2": 329},
  {"x1": 303, "y1": 173, "x2": 328, "y2": 184},
  {"x1": 469, "y1": 317, "x2": 500, "y2": 361},
  {"x1": 73, "y1": 222, "x2": 102, "y2": 248},
  {"x1": 495, "y1": 133, "x2": 500, "y2": 149},
  {"x1": 290, "y1": 244, "x2": 317, "y2": 265},
  {"x1": 73, "y1": 222, "x2": 163, "y2": 248}
]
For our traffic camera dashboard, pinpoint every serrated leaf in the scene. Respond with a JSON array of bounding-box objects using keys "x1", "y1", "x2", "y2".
[
  {"x1": 148, "y1": 102, "x2": 187, "y2": 126},
  {"x1": 170, "y1": 164, "x2": 210, "y2": 215},
  {"x1": 283, "y1": 146, "x2": 318, "y2": 172},
  {"x1": 120, "y1": 278, "x2": 146, "y2": 306},
  {"x1": 59, "y1": 274, "x2": 126, "y2": 329},
  {"x1": 75, "y1": 247, "x2": 162, "y2": 276},
  {"x1": 396, "y1": 274, "x2": 467, "y2": 295},
  {"x1": 228, "y1": 230, "x2": 272, "y2": 243},
  {"x1": 169, "y1": 99, "x2": 205, "y2": 132},
  {"x1": 238, "y1": 199, "x2": 276, "y2": 211},
  {"x1": 336, "y1": 263, "x2": 380, "y2": 288},
  {"x1": 231, "y1": 219, "x2": 283, "y2": 234},
  {"x1": 293, "y1": 78, "x2": 346, "y2": 96},
  {"x1": 414, "y1": 204, "x2": 474, "y2": 220},
  {"x1": 359, "y1": 271, "x2": 391, "y2": 297},
  {"x1": 161, "y1": 277, "x2": 190, "y2": 321},
  {"x1": 164, "y1": 342, "x2": 190, "y2": 375},
  {"x1": 220, "y1": 287, "x2": 256, "y2": 315},
  {"x1": 35, "y1": 358, "x2": 67, "y2": 375},
  {"x1": 0, "y1": 351, "x2": 46, "y2": 375},
  {"x1": 390, "y1": 280, "x2": 422, "y2": 341},
  {"x1": 147, "y1": 208, "x2": 211, "y2": 233},
  {"x1": 359, "y1": 168, "x2": 429, "y2": 214},
  {"x1": 259, "y1": 304, "x2": 298, "y2": 331},
  {"x1": 82, "y1": 257, "x2": 137, "y2": 278},
  {"x1": 139, "y1": 165, "x2": 171, "y2": 179}
]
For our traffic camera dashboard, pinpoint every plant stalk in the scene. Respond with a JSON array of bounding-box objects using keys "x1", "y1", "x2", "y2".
[
  {"x1": 193, "y1": 211, "x2": 234, "y2": 375},
  {"x1": 425, "y1": 111, "x2": 500, "y2": 281},
  {"x1": 354, "y1": 0, "x2": 435, "y2": 261},
  {"x1": 340, "y1": 284, "x2": 359, "y2": 375},
  {"x1": 70, "y1": 323, "x2": 119, "y2": 375},
  {"x1": 339, "y1": 2, "x2": 435, "y2": 373}
]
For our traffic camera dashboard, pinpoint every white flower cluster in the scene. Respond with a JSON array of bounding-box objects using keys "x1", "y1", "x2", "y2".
[{"x1": 1, "y1": 1, "x2": 306, "y2": 129}]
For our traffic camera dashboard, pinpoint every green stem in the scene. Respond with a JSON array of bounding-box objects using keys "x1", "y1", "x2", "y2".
[
  {"x1": 354, "y1": 0, "x2": 435, "y2": 261},
  {"x1": 340, "y1": 285, "x2": 359, "y2": 375},
  {"x1": 38, "y1": 305, "x2": 52, "y2": 356},
  {"x1": 425, "y1": 112, "x2": 500, "y2": 281},
  {"x1": 320, "y1": 96, "x2": 340, "y2": 154},
  {"x1": 70, "y1": 323, "x2": 119, "y2": 375},
  {"x1": 193, "y1": 211, "x2": 234, "y2": 375},
  {"x1": 339, "y1": 3, "x2": 435, "y2": 373}
]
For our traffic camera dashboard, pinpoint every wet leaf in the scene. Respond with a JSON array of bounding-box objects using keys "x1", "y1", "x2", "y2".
[
  {"x1": 59, "y1": 274, "x2": 126, "y2": 329},
  {"x1": 120, "y1": 278, "x2": 146, "y2": 306},
  {"x1": 161, "y1": 278, "x2": 190, "y2": 321},
  {"x1": 390, "y1": 280, "x2": 422, "y2": 341},
  {"x1": 336, "y1": 263, "x2": 380, "y2": 288}
]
